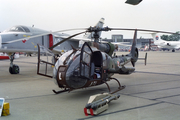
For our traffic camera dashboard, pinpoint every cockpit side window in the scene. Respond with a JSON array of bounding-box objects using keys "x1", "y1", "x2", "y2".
[{"x1": 21, "y1": 26, "x2": 30, "y2": 32}]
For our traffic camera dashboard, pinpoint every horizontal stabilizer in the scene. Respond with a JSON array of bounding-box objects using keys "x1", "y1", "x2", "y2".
[{"x1": 138, "y1": 52, "x2": 147, "y2": 65}]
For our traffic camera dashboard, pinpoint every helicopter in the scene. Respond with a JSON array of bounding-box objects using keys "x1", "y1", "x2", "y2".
[
  {"x1": 36, "y1": 25, "x2": 180, "y2": 94},
  {"x1": 37, "y1": 26, "x2": 145, "y2": 94}
]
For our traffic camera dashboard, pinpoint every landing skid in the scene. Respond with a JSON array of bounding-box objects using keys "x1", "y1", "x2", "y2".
[
  {"x1": 52, "y1": 78, "x2": 125, "y2": 94},
  {"x1": 103, "y1": 77, "x2": 126, "y2": 94},
  {"x1": 52, "y1": 88, "x2": 70, "y2": 94}
]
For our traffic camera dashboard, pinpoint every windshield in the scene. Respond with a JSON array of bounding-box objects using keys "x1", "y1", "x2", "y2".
[
  {"x1": 65, "y1": 55, "x2": 88, "y2": 89},
  {"x1": 54, "y1": 49, "x2": 89, "y2": 89},
  {"x1": 54, "y1": 50, "x2": 81, "y2": 69},
  {"x1": 53, "y1": 50, "x2": 81, "y2": 80},
  {"x1": 54, "y1": 50, "x2": 73, "y2": 70}
]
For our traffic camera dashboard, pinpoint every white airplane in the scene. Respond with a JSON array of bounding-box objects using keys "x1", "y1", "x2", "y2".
[{"x1": 151, "y1": 33, "x2": 180, "y2": 52}]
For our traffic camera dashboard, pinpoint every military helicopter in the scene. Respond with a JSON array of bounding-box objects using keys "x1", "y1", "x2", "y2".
[
  {"x1": 37, "y1": 25, "x2": 180, "y2": 94},
  {"x1": 37, "y1": 26, "x2": 146, "y2": 94}
]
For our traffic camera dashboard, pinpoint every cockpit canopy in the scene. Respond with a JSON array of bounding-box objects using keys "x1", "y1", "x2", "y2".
[
  {"x1": 54, "y1": 49, "x2": 81, "y2": 70},
  {"x1": 54, "y1": 49, "x2": 84, "y2": 88},
  {"x1": 4, "y1": 25, "x2": 30, "y2": 33}
]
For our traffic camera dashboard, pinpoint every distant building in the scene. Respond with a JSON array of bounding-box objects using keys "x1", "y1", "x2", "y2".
[
  {"x1": 123, "y1": 38, "x2": 152, "y2": 48},
  {"x1": 102, "y1": 34, "x2": 153, "y2": 49},
  {"x1": 112, "y1": 35, "x2": 123, "y2": 42},
  {"x1": 103, "y1": 34, "x2": 124, "y2": 42}
]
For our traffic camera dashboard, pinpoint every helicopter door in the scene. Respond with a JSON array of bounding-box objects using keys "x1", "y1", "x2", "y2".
[
  {"x1": 91, "y1": 51, "x2": 103, "y2": 79},
  {"x1": 37, "y1": 44, "x2": 55, "y2": 78},
  {"x1": 80, "y1": 42, "x2": 93, "y2": 79}
]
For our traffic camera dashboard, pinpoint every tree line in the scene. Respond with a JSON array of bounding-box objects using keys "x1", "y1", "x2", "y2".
[{"x1": 161, "y1": 31, "x2": 180, "y2": 41}]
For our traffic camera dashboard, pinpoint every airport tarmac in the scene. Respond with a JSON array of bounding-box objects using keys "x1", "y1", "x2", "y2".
[{"x1": 0, "y1": 51, "x2": 180, "y2": 120}]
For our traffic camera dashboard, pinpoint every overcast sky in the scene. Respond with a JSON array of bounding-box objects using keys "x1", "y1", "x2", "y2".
[{"x1": 0, "y1": 0, "x2": 180, "y2": 38}]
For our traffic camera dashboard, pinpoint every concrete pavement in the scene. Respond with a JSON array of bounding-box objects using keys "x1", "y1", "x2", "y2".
[{"x1": 0, "y1": 51, "x2": 180, "y2": 120}]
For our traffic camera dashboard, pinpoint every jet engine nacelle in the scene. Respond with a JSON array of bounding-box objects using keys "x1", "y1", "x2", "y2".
[{"x1": 167, "y1": 43, "x2": 171, "y2": 46}]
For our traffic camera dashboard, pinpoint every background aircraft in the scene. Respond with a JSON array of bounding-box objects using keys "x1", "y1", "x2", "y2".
[
  {"x1": 125, "y1": 0, "x2": 142, "y2": 5},
  {"x1": 151, "y1": 33, "x2": 180, "y2": 52},
  {"x1": 0, "y1": 18, "x2": 105, "y2": 74},
  {"x1": 0, "y1": 52, "x2": 19, "y2": 60}
]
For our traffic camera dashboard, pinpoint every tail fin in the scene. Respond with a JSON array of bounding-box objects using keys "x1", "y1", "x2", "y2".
[
  {"x1": 84, "y1": 18, "x2": 105, "y2": 39},
  {"x1": 151, "y1": 33, "x2": 162, "y2": 44},
  {"x1": 130, "y1": 29, "x2": 138, "y2": 67},
  {"x1": 151, "y1": 33, "x2": 157, "y2": 40},
  {"x1": 130, "y1": 29, "x2": 137, "y2": 55}
]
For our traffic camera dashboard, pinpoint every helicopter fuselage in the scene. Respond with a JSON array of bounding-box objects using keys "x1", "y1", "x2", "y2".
[{"x1": 53, "y1": 42, "x2": 136, "y2": 91}]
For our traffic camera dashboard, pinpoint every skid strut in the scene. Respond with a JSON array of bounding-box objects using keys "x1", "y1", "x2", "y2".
[
  {"x1": 103, "y1": 77, "x2": 125, "y2": 94},
  {"x1": 52, "y1": 88, "x2": 70, "y2": 94}
]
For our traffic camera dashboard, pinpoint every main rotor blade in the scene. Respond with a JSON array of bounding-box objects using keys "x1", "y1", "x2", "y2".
[
  {"x1": 49, "y1": 31, "x2": 86, "y2": 49},
  {"x1": 4, "y1": 28, "x2": 87, "y2": 44},
  {"x1": 110, "y1": 28, "x2": 180, "y2": 35}
]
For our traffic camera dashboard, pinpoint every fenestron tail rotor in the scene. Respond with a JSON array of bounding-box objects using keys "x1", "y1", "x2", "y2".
[{"x1": 130, "y1": 29, "x2": 138, "y2": 67}]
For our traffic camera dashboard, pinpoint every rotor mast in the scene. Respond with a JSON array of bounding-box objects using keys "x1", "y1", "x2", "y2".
[{"x1": 87, "y1": 27, "x2": 115, "y2": 56}]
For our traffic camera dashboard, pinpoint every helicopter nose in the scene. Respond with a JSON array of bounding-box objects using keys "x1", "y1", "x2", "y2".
[
  {"x1": 53, "y1": 67, "x2": 58, "y2": 86},
  {"x1": 66, "y1": 75, "x2": 88, "y2": 89}
]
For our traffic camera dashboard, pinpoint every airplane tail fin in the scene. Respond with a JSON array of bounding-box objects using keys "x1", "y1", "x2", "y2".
[
  {"x1": 150, "y1": 33, "x2": 161, "y2": 44},
  {"x1": 151, "y1": 33, "x2": 157, "y2": 41},
  {"x1": 84, "y1": 18, "x2": 105, "y2": 39},
  {"x1": 130, "y1": 29, "x2": 139, "y2": 67}
]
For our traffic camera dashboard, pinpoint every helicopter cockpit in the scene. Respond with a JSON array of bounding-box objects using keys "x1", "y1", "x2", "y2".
[
  {"x1": 37, "y1": 42, "x2": 104, "y2": 90},
  {"x1": 53, "y1": 42, "x2": 103, "y2": 89},
  {"x1": 53, "y1": 48, "x2": 83, "y2": 88}
]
